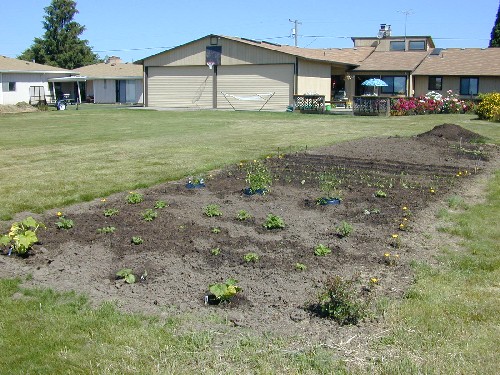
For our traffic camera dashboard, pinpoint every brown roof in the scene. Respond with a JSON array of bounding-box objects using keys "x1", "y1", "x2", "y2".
[
  {"x1": 0, "y1": 55, "x2": 73, "y2": 73},
  {"x1": 413, "y1": 48, "x2": 500, "y2": 76},
  {"x1": 75, "y1": 62, "x2": 142, "y2": 79},
  {"x1": 221, "y1": 35, "x2": 374, "y2": 66},
  {"x1": 353, "y1": 51, "x2": 429, "y2": 72}
]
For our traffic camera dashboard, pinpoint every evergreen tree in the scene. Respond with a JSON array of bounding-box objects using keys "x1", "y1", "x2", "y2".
[
  {"x1": 490, "y1": 2, "x2": 500, "y2": 47},
  {"x1": 19, "y1": 0, "x2": 100, "y2": 68}
]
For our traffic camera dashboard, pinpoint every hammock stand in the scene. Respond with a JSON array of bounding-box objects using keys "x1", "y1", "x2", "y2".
[{"x1": 220, "y1": 92, "x2": 275, "y2": 111}]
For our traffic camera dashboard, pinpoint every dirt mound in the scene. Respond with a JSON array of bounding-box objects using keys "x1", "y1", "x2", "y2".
[
  {"x1": 0, "y1": 103, "x2": 39, "y2": 114},
  {"x1": 417, "y1": 123, "x2": 485, "y2": 143}
]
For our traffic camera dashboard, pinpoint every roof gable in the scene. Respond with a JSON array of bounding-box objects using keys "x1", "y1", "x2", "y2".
[{"x1": 0, "y1": 55, "x2": 73, "y2": 73}]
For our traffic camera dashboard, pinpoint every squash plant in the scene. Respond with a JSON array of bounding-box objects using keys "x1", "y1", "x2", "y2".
[
  {"x1": 208, "y1": 278, "x2": 242, "y2": 303},
  {"x1": 0, "y1": 217, "x2": 45, "y2": 255}
]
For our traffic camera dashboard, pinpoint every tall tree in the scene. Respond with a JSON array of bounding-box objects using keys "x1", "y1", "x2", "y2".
[
  {"x1": 490, "y1": 2, "x2": 500, "y2": 47},
  {"x1": 19, "y1": 0, "x2": 100, "y2": 68}
]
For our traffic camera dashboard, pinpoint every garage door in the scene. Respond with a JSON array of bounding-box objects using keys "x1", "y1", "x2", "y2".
[
  {"x1": 217, "y1": 64, "x2": 294, "y2": 111},
  {"x1": 147, "y1": 66, "x2": 213, "y2": 108}
]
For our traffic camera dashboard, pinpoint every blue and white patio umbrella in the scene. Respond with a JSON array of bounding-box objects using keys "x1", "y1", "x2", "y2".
[{"x1": 361, "y1": 78, "x2": 388, "y2": 95}]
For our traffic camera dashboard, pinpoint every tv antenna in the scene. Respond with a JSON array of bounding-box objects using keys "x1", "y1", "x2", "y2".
[{"x1": 398, "y1": 9, "x2": 414, "y2": 45}]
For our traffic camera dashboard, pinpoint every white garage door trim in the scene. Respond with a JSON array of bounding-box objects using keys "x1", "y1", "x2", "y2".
[
  {"x1": 217, "y1": 64, "x2": 294, "y2": 111},
  {"x1": 147, "y1": 66, "x2": 213, "y2": 108}
]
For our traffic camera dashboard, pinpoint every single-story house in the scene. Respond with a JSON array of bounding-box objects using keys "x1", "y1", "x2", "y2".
[
  {"x1": 136, "y1": 35, "x2": 373, "y2": 110},
  {"x1": 137, "y1": 26, "x2": 500, "y2": 110},
  {"x1": 46, "y1": 56, "x2": 143, "y2": 104},
  {"x1": 0, "y1": 55, "x2": 73, "y2": 105}
]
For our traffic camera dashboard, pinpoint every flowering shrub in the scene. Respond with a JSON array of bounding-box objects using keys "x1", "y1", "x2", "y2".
[
  {"x1": 475, "y1": 92, "x2": 500, "y2": 122},
  {"x1": 390, "y1": 90, "x2": 475, "y2": 116}
]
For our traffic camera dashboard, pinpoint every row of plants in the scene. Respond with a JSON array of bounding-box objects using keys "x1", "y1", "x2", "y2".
[{"x1": 390, "y1": 90, "x2": 476, "y2": 116}]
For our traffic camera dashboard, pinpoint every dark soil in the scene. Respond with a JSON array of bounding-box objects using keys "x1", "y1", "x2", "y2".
[{"x1": 1, "y1": 124, "x2": 498, "y2": 347}]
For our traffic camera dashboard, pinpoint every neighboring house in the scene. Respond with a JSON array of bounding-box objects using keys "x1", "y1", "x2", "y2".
[
  {"x1": 136, "y1": 35, "x2": 373, "y2": 110},
  {"x1": 47, "y1": 56, "x2": 143, "y2": 104},
  {"x1": 0, "y1": 55, "x2": 73, "y2": 105},
  {"x1": 76, "y1": 56, "x2": 143, "y2": 104},
  {"x1": 137, "y1": 27, "x2": 500, "y2": 110}
]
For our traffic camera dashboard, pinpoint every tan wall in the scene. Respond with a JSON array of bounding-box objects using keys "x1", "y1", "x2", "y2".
[
  {"x1": 144, "y1": 37, "x2": 295, "y2": 67},
  {"x1": 297, "y1": 59, "x2": 330, "y2": 97},
  {"x1": 414, "y1": 76, "x2": 500, "y2": 97}
]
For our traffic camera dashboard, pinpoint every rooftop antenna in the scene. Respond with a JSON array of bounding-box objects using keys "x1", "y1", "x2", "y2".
[
  {"x1": 398, "y1": 9, "x2": 414, "y2": 50},
  {"x1": 289, "y1": 19, "x2": 302, "y2": 47}
]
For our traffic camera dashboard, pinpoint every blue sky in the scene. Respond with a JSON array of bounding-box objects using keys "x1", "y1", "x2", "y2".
[{"x1": 1, "y1": 0, "x2": 498, "y2": 63}]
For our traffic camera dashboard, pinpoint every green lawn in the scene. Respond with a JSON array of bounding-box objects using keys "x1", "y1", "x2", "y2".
[
  {"x1": 1, "y1": 107, "x2": 498, "y2": 220},
  {"x1": 0, "y1": 107, "x2": 499, "y2": 374}
]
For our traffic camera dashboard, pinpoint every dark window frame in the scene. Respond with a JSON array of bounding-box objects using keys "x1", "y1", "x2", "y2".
[
  {"x1": 460, "y1": 77, "x2": 479, "y2": 95},
  {"x1": 8, "y1": 82, "x2": 16, "y2": 91},
  {"x1": 381, "y1": 76, "x2": 407, "y2": 95},
  {"x1": 428, "y1": 76, "x2": 443, "y2": 91}
]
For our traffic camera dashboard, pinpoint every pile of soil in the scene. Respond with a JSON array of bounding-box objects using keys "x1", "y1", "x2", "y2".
[
  {"x1": 0, "y1": 103, "x2": 39, "y2": 114},
  {"x1": 1, "y1": 124, "x2": 498, "y2": 350}
]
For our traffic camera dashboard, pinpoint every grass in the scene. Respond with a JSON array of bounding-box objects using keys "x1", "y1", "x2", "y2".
[
  {"x1": 1, "y1": 107, "x2": 498, "y2": 220},
  {"x1": 368, "y1": 171, "x2": 500, "y2": 374},
  {"x1": 0, "y1": 278, "x2": 348, "y2": 374}
]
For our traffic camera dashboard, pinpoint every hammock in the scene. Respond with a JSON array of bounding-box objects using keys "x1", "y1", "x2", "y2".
[{"x1": 220, "y1": 92, "x2": 275, "y2": 111}]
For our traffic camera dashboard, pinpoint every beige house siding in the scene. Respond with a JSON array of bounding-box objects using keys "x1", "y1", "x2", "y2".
[
  {"x1": 297, "y1": 60, "x2": 330, "y2": 98},
  {"x1": 414, "y1": 76, "x2": 500, "y2": 98},
  {"x1": 0, "y1": 72, "x2": 69, "y2": 105},
  {"x1": 144, "y1": 37, "x2": 295, "y2": 67}
]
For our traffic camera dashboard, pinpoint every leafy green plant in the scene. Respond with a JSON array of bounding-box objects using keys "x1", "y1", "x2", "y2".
[
  {"x1": 246, "y1": 160, "x2": 272, "y2": 194},
  {"x1": 314, "y1": 244, "x2": 331, "y2": 256},
  {"x1": 0, "y1": 217, "x2": 45, "y2": 255},
  {"x1": 335, "y1": 221, "x2": 353, "y2": 238},
  {"x1": 243, "y1": 252, "x2": 259, "y2": 263},
  {"x1": 312, "y1": 275, "x2": 367, "y2": 325},
  {"x1": 131, "y1": 236, "x2": 143, "y2": 245},
  {"x1": 55, "y1": 216, "x2": 74, "y2": 230},
  {"x1": 263, "y1": 214, "x2": 285, "y2": 230},
  {"x1": 208, "y1": 278, "x2": 242, "y2": 303},
  {"x1": 116, "y1": 268, "x2": 136, "y2": 284},
  {"x1": 142, "y1": 209, "x2": 157, "y2": 222},
  {"x1": 318, "y1": 172, "x2": 342, "y2": 198},
  {"x1": 236, "y1": 209, "x2": 252, "y2": 221},
  {"x1": 210, "y1": 247, "x2": 221, "y2": 256},
  {"x1": 154, "y1": 200, "x2": 167, "y2": 209},
  {"x1": 204, "y1": 204, "x2": 222, "y2": 217},
  {"x1": 97, "y1": 226, "x2": 115, "y2": 234},
  {"x1": 103, "y1": 208, "x2": 119, "y2": 217},
  {"x1": 374, "y1": 190, "x2": 387, "y2": 198},
  {"x1": 295, "y1": 262, "x2": 307, "y2": 271},
  {"x1": 126, "y1": 192, "x2": 143, "y2": 204},
  {"x1": 211, "y1": 227, "x2": 221, "y2": 234}
]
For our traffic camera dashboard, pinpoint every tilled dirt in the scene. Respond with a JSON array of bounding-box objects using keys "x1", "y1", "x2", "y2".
[{"x1": 1, "y1": 124, "x2": 498, "y2": 350}]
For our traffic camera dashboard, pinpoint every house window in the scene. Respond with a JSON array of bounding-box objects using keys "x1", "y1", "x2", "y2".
[
  {"x1": 8, "y1": 82, "x2": 16, "y2": 91},
  {"x1": 390, "y1": 41, "x2": 405, "y2": 51},
  {"x1": 409, "y1": 41, "x2": 426, "y2": 50},
  {"x1": 104, "y1": 79, "x2": 107, "y2": 90},
  {"x1": 381, "y1": 76, "x2": 407, "y2": 95},
  {"x1": 428, "y1": 76, "x2": 443, "y2": 90},
  {"x1": 460, "y1": 77, "x2": 478, "y2": 95}
]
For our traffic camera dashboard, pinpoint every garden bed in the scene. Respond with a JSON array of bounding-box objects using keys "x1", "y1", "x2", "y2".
[{"x1": 1, "y1": 123, "x2": 497, "y2": 345}]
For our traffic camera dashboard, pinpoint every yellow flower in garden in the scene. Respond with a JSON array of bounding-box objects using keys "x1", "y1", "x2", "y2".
[
  {"x1": 370, "y1": 278, "x2": 379, "y2": 284},
  {"x1": 101, "y1": 198, "x2": 106, "y2": 202},
  {"x1": 430, "y1": 188, "x2": 435, "y2": 193},
  {"x1": 384, "y1": 252, "x2": 391, "y2": 257},
  {"x1": 399, "y1": 223, "x2": 405, "y2": 228},
  {"x1": 403, "y1": 217, "x2": 408, "y2": 221},
  {"x1": 402, "y1": 206, "x2": 408, "y2": 211},
  {"x1": 57, "y1": 211, "x2": 63, "y2": 217},
  {"x1": 391, "y1": 234, "x2": 398, "y2": 238},
  {"x1": 253, "y1": 160, "x2": 257, "y2": 163}
]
